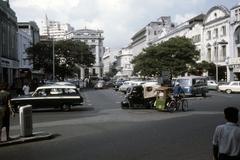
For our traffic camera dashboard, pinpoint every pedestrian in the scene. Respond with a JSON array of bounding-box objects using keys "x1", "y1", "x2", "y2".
[
  {"x1": 22, "y1": 82, "x2": 30, "y2": 95},
  {"x1": 212, "y1": 107, "x2": 240, "y2": 160},
  {"x1": 0, "y1": 82, "x2": 14, "y2": 142},
  {"x1": 15, "y1": 78, "x2": 23, "y2": 96}
]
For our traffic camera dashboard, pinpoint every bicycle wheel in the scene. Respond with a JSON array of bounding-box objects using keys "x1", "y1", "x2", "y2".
[
  {"x1": 167, "y1": 100, "x2": 177, "y2": 112},
  {"x1": 181, "y1": 99, "x2": 188, "y2": 111}
]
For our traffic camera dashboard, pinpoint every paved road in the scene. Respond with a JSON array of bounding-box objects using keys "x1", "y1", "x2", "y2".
[{"x1": 1, "y1": 89, "x2": 239, "y2": 160}]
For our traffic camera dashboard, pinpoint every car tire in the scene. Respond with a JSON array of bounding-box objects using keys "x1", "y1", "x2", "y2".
[
  {"x1": 226, "y1": 89, "x2": 232, "y2": 94},
  {"x1": 61, "y1": 104, "x2": 71, "y2": 111},
  {"x1": 202, "y1": 92, "x2": 206, "y2": 97}
]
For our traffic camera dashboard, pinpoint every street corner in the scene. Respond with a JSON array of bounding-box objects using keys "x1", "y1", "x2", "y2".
[{"x1": 0, "y1": 132, "x2": 57, "y2": 147}]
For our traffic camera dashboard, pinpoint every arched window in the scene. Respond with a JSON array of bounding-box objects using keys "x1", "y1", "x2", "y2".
[{"x1": 234, "y1": 26, "x2": 240, "y2": 44}]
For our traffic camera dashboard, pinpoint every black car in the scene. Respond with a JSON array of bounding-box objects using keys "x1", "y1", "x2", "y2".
[{"x1": 11, "y1": 85, "x2": 83, "y2": 111}]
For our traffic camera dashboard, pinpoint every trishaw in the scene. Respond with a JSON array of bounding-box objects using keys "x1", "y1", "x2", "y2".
[
  {"x1": 121, "y1": 84, "x2": 161, "y2": 109},
  {"x1": 154, "y1": 87, "x2": 188, "y2": 112},
  {"x1": 121, "y1": 84, "x2": 188, "y2": 112}
]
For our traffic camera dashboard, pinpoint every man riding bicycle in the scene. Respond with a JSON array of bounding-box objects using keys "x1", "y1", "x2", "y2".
[{"x1": 173, "y1": 82, "x2": 185, "y2": 98}]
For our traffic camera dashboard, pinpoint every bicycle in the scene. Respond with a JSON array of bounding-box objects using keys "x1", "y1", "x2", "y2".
[{"x1": 166, "y1": 94, "x2": 188, "y2": 112}]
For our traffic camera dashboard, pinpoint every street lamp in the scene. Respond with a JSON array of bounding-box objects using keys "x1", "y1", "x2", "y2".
[
  {"x1": 225, "y1": 56, "x2": 230, "y2": 82},
  {"x1": 52, "y1": 38, "x2": 55, "y2": 81}
]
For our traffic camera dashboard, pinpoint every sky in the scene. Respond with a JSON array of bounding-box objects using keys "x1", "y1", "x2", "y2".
[{"x1": 10, "y1": 0, "x2": 239, "y2": 49}]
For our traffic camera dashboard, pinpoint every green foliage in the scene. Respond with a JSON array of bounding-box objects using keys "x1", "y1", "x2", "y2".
[
  {"x1": 189, "y1": 61, "x2": 216, "y2": 76},
  {"x1": 132, "y1": 36, "x2": 200, "y2": 77},
  {"x1": 26, "y1": 40, "x2": 95, "y2": 78}
]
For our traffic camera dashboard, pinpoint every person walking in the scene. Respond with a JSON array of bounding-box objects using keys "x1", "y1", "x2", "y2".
[
  {"x1": 212, "y1": 107, "x2": 240, "y2": 160},
  {"x1": 22, "y1": 82, "x2": 30, "y2": 95},
  {"x1": 0, "y1": 82, "x2": 14, "y2": 142}
]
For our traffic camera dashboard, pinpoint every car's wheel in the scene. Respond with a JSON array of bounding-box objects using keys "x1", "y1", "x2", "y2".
[
  {"x1": 61, "y1": 104, "x2": 71, "y2": 111},
  {"x1": 202, "y1": 92, "x2": 206, "y2": 97},
  {"x1": 182, "y1": 100, "x2": 188, "y2": 111},
  {"x1": 226, "y1": 89, "x2": 232, "y2": 94}
]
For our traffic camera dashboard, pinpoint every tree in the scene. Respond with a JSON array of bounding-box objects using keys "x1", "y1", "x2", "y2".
[
  {"x1": 189, "y1": 61, "x2": 216, "y2": 76},
  {"x1": 132, "y1": 36, "x2": 200, "y2": 78},
  {"x1": 26, "y1": 40, "x2": 95, "y2": 79}
]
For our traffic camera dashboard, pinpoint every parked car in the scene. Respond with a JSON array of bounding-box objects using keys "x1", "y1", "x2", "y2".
[
  {"x1": 11, "y1": 85, "x2": 83, "y2": 111},
  {"x1": 119, "y1": 81, "x2": 135, "y2": 93},
  {"x1": 218, "y1": 81, "x2": 240, "y2": 94},
  {"x1": 207, "y1": 80, "x2": 218, "y2": 90},
  {"x1": 113, "y1": 80, "x2": 125, "y2": 91},
  {"x1": 94, "y1": 80, "x2": 105, "y2": 89}
]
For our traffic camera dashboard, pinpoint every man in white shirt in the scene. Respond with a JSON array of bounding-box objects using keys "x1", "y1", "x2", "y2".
[
  {"x1": 22, "y1": 83, "x2": 30, "y2": 95},
  {"x1": 213, "y1": 107, "x2": 240, "y2": 160}
]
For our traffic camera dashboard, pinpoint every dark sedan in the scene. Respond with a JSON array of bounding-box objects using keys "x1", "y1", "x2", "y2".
[{"x1": 11, "y1": 85, "x2": 83, "y2": 111}]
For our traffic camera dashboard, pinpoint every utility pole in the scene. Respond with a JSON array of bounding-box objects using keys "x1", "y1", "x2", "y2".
[{"x1": 53, "y1": 38, "x2": 55, "y2": 81}]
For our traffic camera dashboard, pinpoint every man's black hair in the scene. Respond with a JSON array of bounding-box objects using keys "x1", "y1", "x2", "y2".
[{"x1": 224, "y1": 107, "x2": 239, "y2": 123}]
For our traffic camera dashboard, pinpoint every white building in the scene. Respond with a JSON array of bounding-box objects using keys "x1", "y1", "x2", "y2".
[
  {"x1": 229, "y1": 4, "x2": 240, "y2": 81},
  {"x1": 41, "y1": 15, "x2": 74, "y2": 41},
  {"x1": 65, "y1": 29, "x2": 104, "y2": 79},
  {"x1": 115, "y1": 16, "x2": 174, "y2": 78},
  {"x1": 152, "y1": 4, "x2": 240, "y2": 82},
  {"x1": 115, "y1": 48, "x2": 133, "y2": 78},
  {"x1": 17, "y1": 30, "x2": 32, "y2": 69},
  {"x1": 130, "y1": 16, "x2": 174, "y2": 57},
  {"x1": 102, "y1": 48, "x2": 119, "y2": 75},
  {"x1": 17, "y1": 21, "x2": 40, "y2": 80}
]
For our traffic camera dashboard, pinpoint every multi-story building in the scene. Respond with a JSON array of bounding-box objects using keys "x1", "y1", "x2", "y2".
[
  {"x1": 115, "y1": 48, "x2": 133, "y2": 78},
  {"x1": 17, "y1": 21, "x2": 40, "y2": 80},
  {"x1": 228, "y1": 4, "x2": 240, "y2": 81},
  {"x1": 115, "y1": 16, "x2": 174, "y2": 78},
  {"x1": 65, "y1": 28, "x2": 104, "y2": 79},
  {"x1": 102, "y1": 48, "x2": 119, "y2": 76},
  {"x1": 152, "y1": 4, "x2": 240, "y2": 82},
  {"x1": 41, "y1": 15, "x2": 74, "y2": 41},
  {"x1": 0, "y1": 0, "x2": 18, "y2": 85},
  {"x1": 130, "y1": 16, "x2": 174, "y2": 57},
  {"x1": 155, "y1": 14, "x2": 205, "y2": 60}
]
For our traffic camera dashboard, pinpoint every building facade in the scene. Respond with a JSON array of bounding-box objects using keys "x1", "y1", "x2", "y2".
[
  {"x1": 41, "y1": 15, "x2": 74, "y2": 41},
  {"x1": 102, "y1": 48, "x2": 119, "y2": 76},
  {"x1": 130, "y1": 16, "x2": 174, "y2": 57},
  {"x1": 115, "y1": 48, "x2": 133, "y2": 78},
  {"x1": 152, "y1": 4, "x2": 240, "y2": 82},
  {"x1": 0, "y1": 0, "x2": 18, "y2": 85},
  {"x1": 17, "y1": 21, "x2": 40, "y2": 81},
  {"x1": 65, "y1": 29, "x2": 104, "y2": 79}
]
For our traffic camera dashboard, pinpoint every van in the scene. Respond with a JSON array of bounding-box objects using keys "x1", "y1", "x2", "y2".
[{"x1": 175, "y1": 76, "x2": 208, "y2": 97}]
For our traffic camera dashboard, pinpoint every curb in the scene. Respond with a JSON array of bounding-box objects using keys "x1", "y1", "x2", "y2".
[{"x1": 0, "y1": 132, "x2": 53, "y2": 147}]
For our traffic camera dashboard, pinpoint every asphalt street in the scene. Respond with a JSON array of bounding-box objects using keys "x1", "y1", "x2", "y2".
[{"x1": 0, "y1": 89, "x2": 239, "y2": 160}]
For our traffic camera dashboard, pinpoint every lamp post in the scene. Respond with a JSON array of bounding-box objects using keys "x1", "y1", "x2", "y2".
[
  {"x1": 52, "y1": 38, "x2": 55, "y2": 81},
  {"x1": 225, "y1": 56, "x2": 230, "y2": 82}
]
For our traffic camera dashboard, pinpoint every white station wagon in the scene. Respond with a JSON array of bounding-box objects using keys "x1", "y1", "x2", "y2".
[{"x1": 218, "y1": 81, "x2": 240, "y2": 94}]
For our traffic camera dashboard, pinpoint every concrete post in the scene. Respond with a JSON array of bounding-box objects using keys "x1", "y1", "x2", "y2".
[{"x1": 19, "y1": 105, "x2": 33, "y2": 137}]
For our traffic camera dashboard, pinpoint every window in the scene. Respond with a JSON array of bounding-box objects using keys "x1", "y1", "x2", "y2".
[
  {"x1": 222, "y1": 45, "x2": 226, "y2": 61},
  {"x1": 214, "y1": 28, "x2": 218, "y2": 38},
  {"x1": 207, "y1": 31, "x2": 211, "y2": 40},
  {"x1": 238, "y1": 48, "x2": 240, "y2": 57},
  {"x1": 207, "y1": 48, "x2": 211, "y2": 61},
  {"x1": 231, "y1": 82, "x2": 238, "y2": 86},
  {"x1": 214, "y1": 47, "x2": 218, "y2": 62},
  {"x1": 221, "y1": 26, "x2": 226, "y2": 36}
]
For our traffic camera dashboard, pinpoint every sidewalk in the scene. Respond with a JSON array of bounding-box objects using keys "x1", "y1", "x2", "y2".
[{"x1": 0, "y1": 132, "x2": 53, "y2": 147}]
